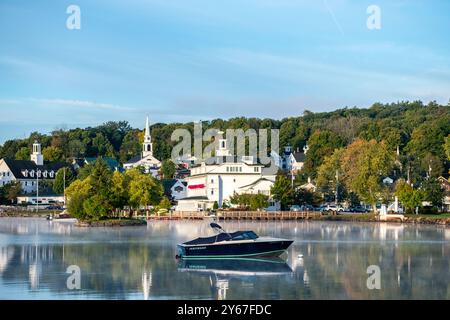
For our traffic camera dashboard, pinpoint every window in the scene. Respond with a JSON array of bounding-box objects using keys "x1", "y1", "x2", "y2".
[
  {"x1": 239, "y1": 167, "x2": 242, "y2": 172},
  {"x1": 49, "y1": 171, "x2": 54, "y2": 178},
  {"x1": 233, "y1": 179, "x2": 236, "y2": 183},
  {"x1": 30, "y1": 171, "x2": 34, "y2": 177},
  {"x1": 226, "y1": 167, "x2": 229, "y2": 172},
  {"x1": 43, "y1": 171, "x2": 48, "y2": 178},
  {"x1": 211, "y1": 179, "x2": 214, "y2": 183},
  {"x1": 211, "y1": 190, "x2": 214, "y2": 195}
]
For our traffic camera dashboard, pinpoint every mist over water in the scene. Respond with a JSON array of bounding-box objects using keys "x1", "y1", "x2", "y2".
[{"x1": 0, "y1": 218, "x2": 448, "y2": 299}]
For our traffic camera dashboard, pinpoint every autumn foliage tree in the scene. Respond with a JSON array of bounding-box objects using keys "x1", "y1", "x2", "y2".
[{"x1": 340, "y1": 139, "x2": 394, "y2": 213}]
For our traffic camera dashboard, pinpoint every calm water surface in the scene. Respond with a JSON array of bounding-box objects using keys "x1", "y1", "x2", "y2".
[{"x1": 0, "y1": 218, "x2": 449, "y2": 299}]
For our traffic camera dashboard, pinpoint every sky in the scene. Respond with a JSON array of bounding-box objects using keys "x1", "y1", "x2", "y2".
[{"x1": 0, "y1": 0, "x2": 449, "y2": 143}]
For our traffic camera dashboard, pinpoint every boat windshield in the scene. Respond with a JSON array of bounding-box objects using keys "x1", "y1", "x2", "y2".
[
  {"x1": 230, "y1": 231, "x2": 258, "y2": 241},
  {"x1": 183, "y1": 230, "x2": 259, "y2": 245}
]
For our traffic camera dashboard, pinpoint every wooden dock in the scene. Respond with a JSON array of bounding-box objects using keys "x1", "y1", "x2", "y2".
[
  {"x1": 147, "y1": 210, "x2": 322, "y2": 220},
  {"x1": 217, "y1": 210, "x2": 322, "y2": 220}
]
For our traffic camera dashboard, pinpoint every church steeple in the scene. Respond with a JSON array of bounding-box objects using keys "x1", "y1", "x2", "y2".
[
  {"x1": 142, "y1": 116, "x2": 153, "y2": 158},
  {"x1": 31, "y1": 140, "x2": 43, "y2": 165}
]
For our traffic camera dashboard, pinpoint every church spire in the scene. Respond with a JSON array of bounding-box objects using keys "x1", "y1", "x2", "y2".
[
  {"x1": 145, "y1": 116, "x2": 151, "y2": 138},
  {"x1": 142, "y1": 116, "x2": 153, "y2": 158}
]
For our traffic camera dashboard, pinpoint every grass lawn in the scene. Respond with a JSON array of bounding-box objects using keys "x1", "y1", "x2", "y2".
[{"x1": 405, "y1": 213, "x2": 450, "y2": 219}]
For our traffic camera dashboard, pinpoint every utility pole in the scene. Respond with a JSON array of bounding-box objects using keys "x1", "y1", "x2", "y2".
[
  {"x1": 335, "y1": 169, "x2": 339, "y2": 206},
  {"x1": 63, "y1": 167, "x2": 66, "y2": 207},
  {"x1": 36, "y1": 170, "x2": 39, "y2": 212}
]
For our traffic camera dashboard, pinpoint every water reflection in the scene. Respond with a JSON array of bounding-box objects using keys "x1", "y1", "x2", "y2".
[{"x1": 0, "y1": 218, "x2": 448, "y2": 299}]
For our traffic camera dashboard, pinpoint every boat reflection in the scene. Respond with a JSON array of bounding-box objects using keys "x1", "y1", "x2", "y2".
[
  {"x1": 178, "y1": 257, "x2": 293, "y2": 300},
  {"x1": 178, "y1": 257, "x2": 293, "y2": 277}
]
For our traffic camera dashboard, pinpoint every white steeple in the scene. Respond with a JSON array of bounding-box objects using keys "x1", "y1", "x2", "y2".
[
  {"x1": 31, "y1": 140, "x2": 44, "y2": 165},
  {"x1": 216, "y1": 131, "x2": 230, "y2": 157},
  {"x1": 142, "y1": 116, "x2": 153, "y2": 158}
]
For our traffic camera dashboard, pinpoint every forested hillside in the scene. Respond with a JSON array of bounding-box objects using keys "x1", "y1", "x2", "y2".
[{"x1": 1, "y1": 100, "x2": 449, "y2": 178}]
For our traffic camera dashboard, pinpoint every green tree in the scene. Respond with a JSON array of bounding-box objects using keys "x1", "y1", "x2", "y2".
[
  {"x1": 249, "y1": 193, "x2": 269, "y2": 211},
  {"x1": 83, "y1": 195, "x2": 111, "y2": 221},
  {"x1": 128, "y1": 172, "x2": 163, "y2": 211},
  {"x1": 316, "y1": 148, "x2": 344, "y2": 199},
  {"x1": 302, "y1": 130, "x2": 344, "y2": 178},
  {"x1": 341, "y1": 139, "x2": 394, "y2": 213},
  {"x1": 53, "y1": 167, "x2": 75, "y2": 195},
  {"x1": 3, "y1": 181, "x2": 22, "y2": 204},
  {"x1": 395, "y1": 179, "x2": 424, "y2": 214},
  {"x1": 161, "y1": 159, "x2": 176, "y2": 179},
  {"x1": 43, "y1": 146, "x2": 63, "y2": 162},
  {"x1": 270, "y1": 174, "x2": 294, "y2": 210},
  {"x1": 110, "y1": 171, "x2": 129, "y2": 210},
  {"x1": 445, "y1": 134, "x2": 450, "y2": 160},
  {"x1": 421, "y1": 178, "x2": 444, "y2": 209},
  {"x1": 15, "y1": 147, "x2": 30, "y2": 160}
]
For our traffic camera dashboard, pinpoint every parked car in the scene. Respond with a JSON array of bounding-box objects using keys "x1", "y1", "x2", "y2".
[
  {"x1": 349, "y1": 206, "x2": 369, "y2": 213},
  {"x1": 324, "y1": 204, "x2": 345, "y2": 214},
  {"x1": 290, "y1": 205, "x2": 302, "y2": 212},
  {"x1": 301, "y1": 204, "x2": 315, "y2": 211}
]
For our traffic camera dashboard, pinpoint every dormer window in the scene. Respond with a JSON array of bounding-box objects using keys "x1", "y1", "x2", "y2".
[
  {"x1": 37, "y1": 170, "x2": 41, "y2": 178},
  {"x1": 22, "y1": 170, "x2": 28, "y2": 177},
  {"x1": 30, "y1": 170, "x2": 34, "y2": 177},
  {"x1": 49, "y1": 171, "x2": 54, "y2": 178}
]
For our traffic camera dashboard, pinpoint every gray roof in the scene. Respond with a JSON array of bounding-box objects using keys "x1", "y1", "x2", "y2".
[
  {"x1": 2, "y1": 159, "x2": 65, "y2": 179},
  {"x1": 292, "y1": 152, "x2": 305, "y2": 162}
]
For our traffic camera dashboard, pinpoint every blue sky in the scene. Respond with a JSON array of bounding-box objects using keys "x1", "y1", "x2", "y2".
[{"x1": 0, "y1": 0, "x2": 449, "y2": 143}]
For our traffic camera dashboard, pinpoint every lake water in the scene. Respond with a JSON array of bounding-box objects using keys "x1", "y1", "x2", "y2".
[{"x1": 0, "y1": 218, "x2": 449, "y2": 300}]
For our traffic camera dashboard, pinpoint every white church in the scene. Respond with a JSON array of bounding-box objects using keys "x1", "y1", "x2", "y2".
[
  {"x1": 176, "y1": 134, "x2": 280, "y2": 212},
  {"x1": 123, "y1": 117, "x2": 161, "y2": 176}
]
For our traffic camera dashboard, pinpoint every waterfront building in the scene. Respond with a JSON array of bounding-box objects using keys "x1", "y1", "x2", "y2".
[
  {"x1": 0, "y1": 141, "x2": 65, "y2": 203},
  {"x1": 123, "y1": 117, "x2": 161, "y2": 177},
  {"x1": 176, "y1": 135, "x2": 279, "y2": 211},
  {"x1": 162, "y1": 179, "x2": 188, "y2": 201}
]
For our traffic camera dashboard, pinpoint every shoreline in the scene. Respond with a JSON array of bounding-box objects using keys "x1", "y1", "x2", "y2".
[{"x1": 1, "y1": 211, "x2": 449, "y2": 227}]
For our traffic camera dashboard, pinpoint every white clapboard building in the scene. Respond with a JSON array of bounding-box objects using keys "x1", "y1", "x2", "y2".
[
  {"x1": 176, "y1": 135, "x2": 279, "y2": 211},
  {"x1": 0, "y1": 141, "x2": 65, "y2": 202}
]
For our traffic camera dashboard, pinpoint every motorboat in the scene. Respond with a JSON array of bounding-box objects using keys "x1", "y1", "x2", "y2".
[{"x1": 176, "y1": 223, "x2": 293, "y2": 259}]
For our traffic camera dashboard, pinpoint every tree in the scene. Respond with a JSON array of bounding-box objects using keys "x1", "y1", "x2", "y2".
[
  {"x1": 395, "y1": 179, "x2": 423, "y2": 214},
  {"x1": 445, "y1": 134, "x2": 450, "y2": 160},
  {"x1": 302, "y1": 130, "x2": 344, "y2": 178},
  {"x1": 83, "y1": 195, "x2": 111, "y2": 221},
  {"x1": 161, "y1": 159, "x2": 176, "y2": 179},
  {"x1": 157, "y1": 197, "x2": 171, "y2": 212},
  {"x1": 249, "y1": 193, "x2": 269, "y2": 211},
  {"x1": 316, "y1": 148, "x2": 344, "y2": 200},
  {"x1": 53, "y1": 167, "x2": 75, "y2": 195},
  {"x1": 3, "y1": 181, "x2": 21, "y2": 204},
  {"x1": 341, "y1": 139, "x2": 394, "y2": 213},
  {"x1": 270, "y1": 174, "x2": 294, "y2": 210},
  {"x1": 43, "y1": 146, "x2": 63, "y2": 162},
  {"x1": 128, "y1": 172, "x2": 163, "y2": 211},
  {"x1": 421, "y1": 178, "x2": 444, "y2": 209},
  {"x1": 110, "y1": 171, "x2": 129, "y2": 210},
  {"x1": 15, "y1": 147, "x2": 30, "y2": 160},
  {"x1": 213, "y1": 201, "x2": 219, "y2": 210}
]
